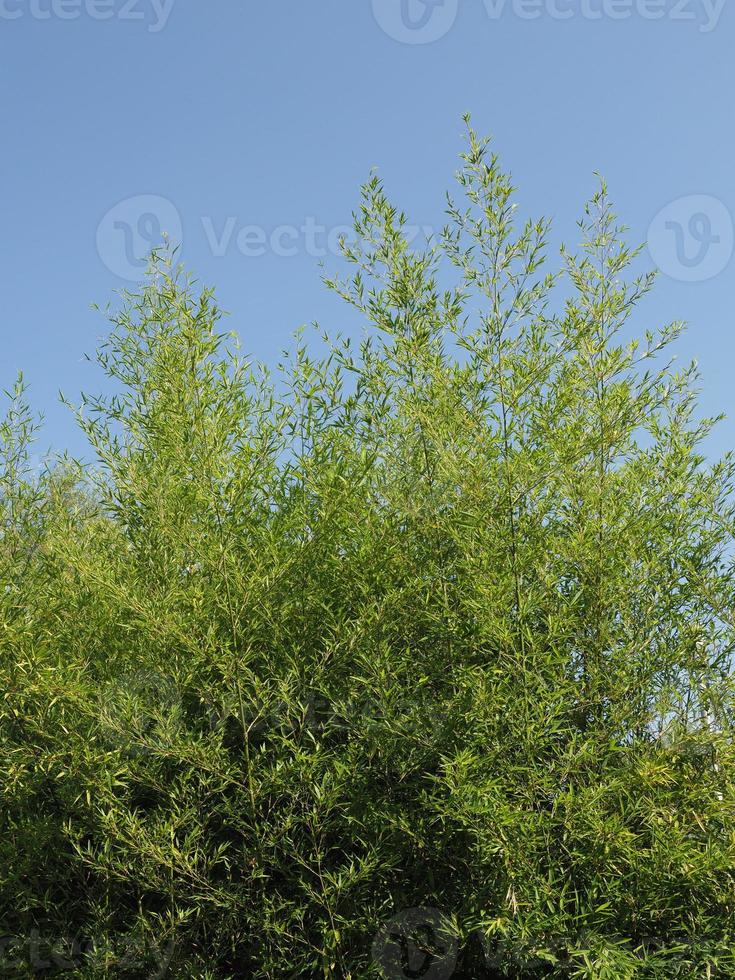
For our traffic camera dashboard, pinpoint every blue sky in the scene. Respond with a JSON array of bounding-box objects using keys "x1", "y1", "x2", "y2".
[{"x1": 1, "y1": 0, "x2": 733, "y2": 460}]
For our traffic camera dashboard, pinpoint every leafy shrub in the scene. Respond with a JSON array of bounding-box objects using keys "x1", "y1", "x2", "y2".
[{"x1": 2, "y1": 121, "x2": 735, "y2": 978}]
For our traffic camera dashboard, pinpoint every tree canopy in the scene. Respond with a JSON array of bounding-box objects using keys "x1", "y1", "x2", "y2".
[{"x1": 2, "y1": 121, "x2": 735, "y2": 979}]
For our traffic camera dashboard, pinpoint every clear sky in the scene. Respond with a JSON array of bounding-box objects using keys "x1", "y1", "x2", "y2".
[{"x1": 2, "y1": 1, "x2": 733, "y2": 460}]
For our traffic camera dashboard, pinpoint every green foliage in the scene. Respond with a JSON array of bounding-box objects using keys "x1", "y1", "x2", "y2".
[{"x1": 2, "y1": 122, "x2": 735, "y2": 978}]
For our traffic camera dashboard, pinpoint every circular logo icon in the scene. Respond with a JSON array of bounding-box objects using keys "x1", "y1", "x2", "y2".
[
  {"x1": 97, "y1": 194, "x2": 182, "y2": 280},
  {"x1": 372, "y1": 908, "x2": 458, "y2": 979},
  {"x1": 371, "y1": 0, "x2": 459, "y2": 44},
  {"x1": 648, "y1": 194, "x2": 733, "y2": 283}
]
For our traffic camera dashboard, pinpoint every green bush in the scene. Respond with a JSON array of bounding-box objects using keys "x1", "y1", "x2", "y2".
[{"x1": 2, "y1": 122, "x2": 735, "y2": 978}]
